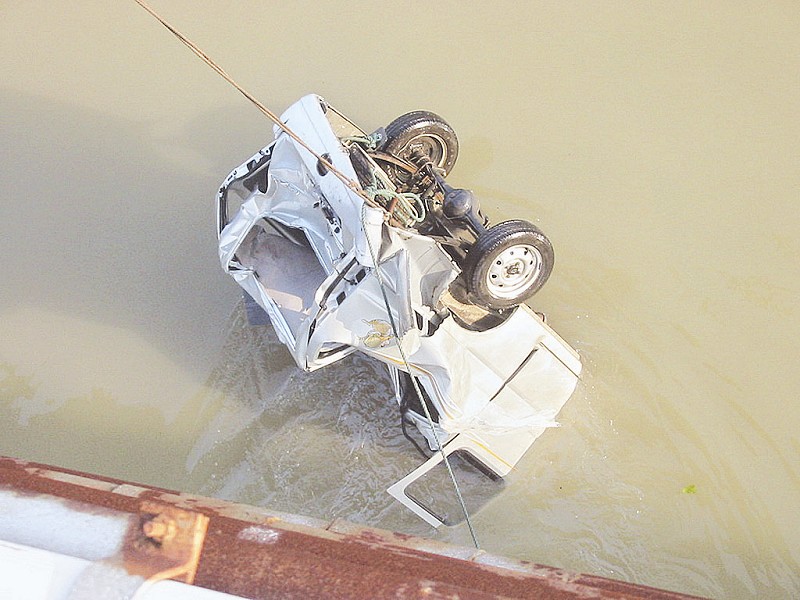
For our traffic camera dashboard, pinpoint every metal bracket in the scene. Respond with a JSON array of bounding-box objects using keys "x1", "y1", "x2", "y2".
[
  {"x1": 124, "y1": 500, "x2": 209, "y2": 584},
  {"x1": 67, "y1": 501, "x2": 209, "y2": 599}
]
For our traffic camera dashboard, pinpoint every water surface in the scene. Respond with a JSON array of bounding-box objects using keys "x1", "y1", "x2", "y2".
[{"x1": 1, "y1": 3, "x2": 799, "y2": 597}]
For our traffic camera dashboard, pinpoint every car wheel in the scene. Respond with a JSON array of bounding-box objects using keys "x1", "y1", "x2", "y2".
[
  {"x1": 382, "y1": 111, "x2": 459, "y2": 177},
  {"x1": 463, "y1": 220, "x2": 554, "y2": 310}
]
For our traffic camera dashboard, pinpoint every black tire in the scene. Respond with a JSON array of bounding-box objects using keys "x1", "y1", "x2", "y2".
[
  {"x1": 382, "y1": 111, "x2": 459, "y2": 176},
  {"x1": 462, "y1": 220, "x2": 554, "y2": 310}
]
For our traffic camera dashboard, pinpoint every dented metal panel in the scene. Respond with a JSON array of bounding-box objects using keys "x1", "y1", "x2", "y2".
[{"x1": 216, "y1": 95, "x2": 585, "y2": 525}]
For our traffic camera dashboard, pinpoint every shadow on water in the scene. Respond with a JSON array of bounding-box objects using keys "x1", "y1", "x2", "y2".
[
  {"x1": 0, "y1": 86, "x2": 274, "y2": 485},
  {"x1": 0, "y1": 86, "x2": 264, "y2": 377}
]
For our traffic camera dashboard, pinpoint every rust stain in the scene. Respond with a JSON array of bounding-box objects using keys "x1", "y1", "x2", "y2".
[
  {"x1": 122, "y1": 501, "x2": 209, "y2": 584},
  {"x1": 0, "y1": 456, "x2": 707, "y2": 599},
  {"x1": 142, "y1": 514, "x2": 177, "y2": 544}
]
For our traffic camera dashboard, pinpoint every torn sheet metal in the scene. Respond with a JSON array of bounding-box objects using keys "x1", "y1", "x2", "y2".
[{"x1": 217, "y1": 94, "x2": 582, "y2": 525}]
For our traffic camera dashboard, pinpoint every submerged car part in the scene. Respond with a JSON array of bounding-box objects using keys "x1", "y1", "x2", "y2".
[{"x1": 217, "y1": 95, "x2": 581, "y2": 526}]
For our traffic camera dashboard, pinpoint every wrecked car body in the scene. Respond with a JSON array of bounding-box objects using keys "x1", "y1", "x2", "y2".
[{"x1": 217, "y1": 94, "x2": 581, "y2": 526}]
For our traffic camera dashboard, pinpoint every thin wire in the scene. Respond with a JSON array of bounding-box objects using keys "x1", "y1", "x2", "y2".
[
  {"x1": 134, "y1": 0, "x2": 480, "y2": 548},
  {"x1": 132, "y1": 0, "x2": 376, "y2": 209},
  {"x1": 361, "y1": 206, "x2": 480, "y2": 549}
]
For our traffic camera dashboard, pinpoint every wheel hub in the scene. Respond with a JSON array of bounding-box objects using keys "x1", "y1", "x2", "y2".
[
  {"x1": 486, "y1": 244, "x2": 542, "y2": 299},
  {"x1": 403, "y1": 133, "x2": 447, "y2": 169}
]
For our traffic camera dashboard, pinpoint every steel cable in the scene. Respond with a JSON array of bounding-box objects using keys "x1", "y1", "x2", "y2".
[{"x1": 133, "y1": 0, "x2": 480, "y2": 548}]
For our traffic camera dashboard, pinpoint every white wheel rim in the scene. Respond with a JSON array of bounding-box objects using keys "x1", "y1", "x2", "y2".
[{"x1": 486, "y1": 244, "x2": 542, "y2": 299}]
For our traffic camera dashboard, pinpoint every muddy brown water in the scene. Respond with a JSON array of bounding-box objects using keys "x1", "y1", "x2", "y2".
[{"x1": 1, "y1": 3, "x2": 798, "y2": 597}]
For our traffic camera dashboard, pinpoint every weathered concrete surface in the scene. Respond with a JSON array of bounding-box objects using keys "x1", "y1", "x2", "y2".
[{"x1": 0, "y1": 456, "x2": 707, "y2": 599}]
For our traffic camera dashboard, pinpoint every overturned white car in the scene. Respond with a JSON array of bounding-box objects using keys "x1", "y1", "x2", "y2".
[{"x1": 217, "y1": 95, "x2": 581, "y2": 526}]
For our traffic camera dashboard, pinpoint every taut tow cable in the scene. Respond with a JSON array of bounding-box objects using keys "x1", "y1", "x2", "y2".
[
  {"x1": 132, "y1": 0, "x2": 374, "y2": 208},
  {"x1": 361, "y1": 205, "x2": 481, "y2": 549},
  {"x1": 133, "y1": 0, "x2": 480, "y2": 548}
]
